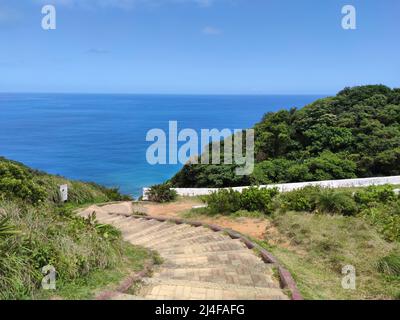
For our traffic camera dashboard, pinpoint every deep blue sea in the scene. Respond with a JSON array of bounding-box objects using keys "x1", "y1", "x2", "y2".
[{"x1": 0, "y1": 94, "x2": 324, "y2": 197}]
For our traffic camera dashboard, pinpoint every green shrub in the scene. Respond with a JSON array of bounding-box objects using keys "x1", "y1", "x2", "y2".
[
  {"x1": 240, "y1": 187, "x2": 279, "y2": 214},
  {"x1": 315, "y1": 189, "x2": 358, "y2": 216},
  {"x1": 0, "y1": 157, "x2": 131, "y2": 205},
  {"x1": 360, "y1": 204, "x2": 400, "y2": 242},
  {"x1": 0, "y1": 162, "x2": 46, "y2": 204},
  {"x1": 203, "y1": 187, "x2": 279, "y2": 215},
  {"x1": 354, "y1": 185, "x2": 396, "y2": 207},
  {"x1": 204, "y1": 189, "x2": 242, "y2": 215},
  {"x1": 146, "y1": 183, "x2": 177, "y2": 203},
  {"x1": 377, "y1": 253, "x2": 400, "y2": 276},
  {"x1": 278, "y1": 186, "x2": 321, "y2": 212}
]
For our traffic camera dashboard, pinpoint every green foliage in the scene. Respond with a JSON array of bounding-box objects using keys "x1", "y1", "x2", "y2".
[
  {"x1": 0, "y1": 157, "x2": 131, "y2": 205},
  {"x1": 0, "y1": 217, "x2": 19, "y2": 239},
  {"x1": 269, "y1": 211, "x2": 400, "y2": 299},
  {"x1": 315, "y1": 189, "x2": 358, "y2": 216},
  {"x1": 278, "y1": 186, "x2": 358, "y2": 216},
  {"x1": 354, "y1": 185, "x2": 397, "y2": 207},
  {"x1": 204, "y1": 187, "x2": 279, "y2": 215},
  {"x1": 240, "y1": 187, "x2": 279, "y2": 214},
  {"x1": 0, "y1": 161, "x2": 46, "y2": 204},
  {"x1": 278, "y1": 186, "x2": 321, "y2": 212},
  {"x1": 0, "y1": 201, "x2": 124, "y2": 299},
  {"x1": 171, "y1": 85, "x2": 400, "y2": 188},
  {"x1": 377, "y1": 253, "x2": 400, "y2": 276},
  {"x1": 360, "y1": 203, "x2": 400, "y2": 242},
  {"x1": 204, "y1": 189, "x2": 242, "y2": 214},
  {"x1": 0, "y1": 157, "x2": 134, "y2": 300},
  {"x1": 146, "y1": 183, "x2": 177, "y2": 203}
]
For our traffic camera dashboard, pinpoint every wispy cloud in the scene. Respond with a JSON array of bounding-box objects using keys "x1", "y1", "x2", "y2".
[{"x1": 202, "y1": 26, "x2": 222, "y2": 35}]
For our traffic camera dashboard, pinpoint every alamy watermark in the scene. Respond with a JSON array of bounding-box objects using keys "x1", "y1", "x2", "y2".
[
  {"x1": 41, "y1": 265, "x2": 56, "y2": 290},
  {"x1": 40, "y1": 4, "x2": 357, "y2": 31},
  {"x1": 41, "y1": 5, "x2": 56, "y2": 30},
  {"x1": 342, "y1": 5, "x2": 357, "y2": 30},
  {"x1": 146, "y1": 121, "x2": 254, "y2": 176},
  {"x1": 341, "y1": 265, "x2": 356, "y2": 290}
]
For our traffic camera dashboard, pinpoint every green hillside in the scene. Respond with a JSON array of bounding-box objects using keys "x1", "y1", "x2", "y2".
[
  {"x1": 171, "y1": 85, "x2": 400, "y2": 188},
  {"x1": 0, "y1": 157, "x2": 136, "y2": 299}
]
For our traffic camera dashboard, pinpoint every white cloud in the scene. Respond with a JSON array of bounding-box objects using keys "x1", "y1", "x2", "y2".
[{"x1": 202, "y1": 26, "x2": 222, "y2": 35}]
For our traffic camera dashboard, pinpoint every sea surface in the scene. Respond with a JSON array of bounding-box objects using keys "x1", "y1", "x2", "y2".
[{"x1": 0, "y1": 93, "x2": 324, "y2": 197}]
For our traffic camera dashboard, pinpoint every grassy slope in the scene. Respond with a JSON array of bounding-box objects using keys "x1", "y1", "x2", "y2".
[
  {"x1": 0, "y1": 157, "x2": 148, "y2": 300},
  {"x1": 0, "y1": 157, "x2": 131, "y2": 205},
  {"x1": 182, "y1": 183, "x2": 400, "y2": 300},
  {"x1": 257, "y1": 212, "x2": 400, "y2": 300},
  {"x1": 36, "y1": 243, "x2": 152, "y2": 300}
]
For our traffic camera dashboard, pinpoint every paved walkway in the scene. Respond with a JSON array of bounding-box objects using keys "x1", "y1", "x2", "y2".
[{"x1": 79, "y1": 203, "x2": 288, "y2": 300}]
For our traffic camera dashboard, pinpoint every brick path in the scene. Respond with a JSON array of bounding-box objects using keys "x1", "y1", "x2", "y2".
[{"x1": 79, "y1": 203, "x2": 288, "y2": 300}]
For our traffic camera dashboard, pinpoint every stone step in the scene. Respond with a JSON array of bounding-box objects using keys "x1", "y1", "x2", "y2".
[
  {"x1": 110, "y1": 216, "x2": 142, "y2": 226},
  {"x1": 157, "y1": 237, "x2": 247, "y2": 255},
  {"x1": 109, "y1": 293, "x2": 149, "y2": 300},
  {"x1": 140, "y1": 278, "x2": 288, "y2": 300},
  {"x1": 158, "y1": 239, "x2": 247, "y2": 256},
  {"x1": 77, "y1": 202, "x2": 292, "y2": 301},
  {"x1": 97, "y1": 214, "x2": 127, "y2": 224},
  {"x1": 137, "y1": 225, "x2": 210, "y2": 247},
  {"x1": 145, "y1": 227, "x2": 214, "y2": 248},
  {"x1": 153, "y1": 265, "x2": 277, "y2": 288},
  {"x1": 125, "y1": 222, "x2": 176, "y2": 241},
  {"x1": 118, "y1": 219, "x2": 157, "y2": 234},
  {"x1": 100, "y1": 202, "x2": 134, "y2": 215},
  {"x1": 162, "y1": 250, "x2": 265, "y2": 268},
  {"x1": 121, "y1": 218, "x2": 161, "y2": 231},
  {"x1": 127, "y1": 224, "x2": 193, "y2": 245},
  {"x1": 111, "y1": 218, "x2": 144, "y2": 231},
  {"x1": 105, "y1": 217, "x2": 138, "y2": 229},
  {"x1": 157, "y1": 263, "x2": 273, "y2": 273},
  {"x1": 150, "y1": 232, "x2": 229, "y2": 250}
]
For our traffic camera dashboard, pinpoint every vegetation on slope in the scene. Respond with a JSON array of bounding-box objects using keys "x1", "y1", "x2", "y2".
[
  {"x1": 171, "y1": 85, "x2": 400, "y2": 187},
  {"x1": 263, "y1": 212, "x2": 400, "y2": 300},
  {"x1": 0, "y1": 157, "x2": 131, "y2": 205},
  {"x1": 190, "y1": 185, "x2": 400, "y2": 299},
  {"x1": 0, "y1": 157, "x2": 139, "y2": 300}
]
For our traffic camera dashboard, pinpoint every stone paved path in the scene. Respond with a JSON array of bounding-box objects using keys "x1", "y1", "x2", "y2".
[{"x1": 79, "y1": 203, "x2": 289, "y2": 300}]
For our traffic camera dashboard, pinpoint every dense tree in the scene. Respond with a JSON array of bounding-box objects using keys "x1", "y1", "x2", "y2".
[{"x1": 170, "y1": 85, "x2": 400, "y2": 188}]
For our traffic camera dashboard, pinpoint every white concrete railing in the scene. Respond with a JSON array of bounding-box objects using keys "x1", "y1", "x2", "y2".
[{"x1": 142, "y1": 176, "x2": 400, "y2": 200}]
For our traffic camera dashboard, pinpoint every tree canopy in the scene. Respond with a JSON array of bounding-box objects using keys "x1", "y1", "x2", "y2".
[{"x1": 171, "y1": 85, "x2": 400, "y2": 187}]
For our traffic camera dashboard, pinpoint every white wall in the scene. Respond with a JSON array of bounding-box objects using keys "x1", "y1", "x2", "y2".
[{"x1": 142, "y1": 176, "x2": 400, "y2": 199}]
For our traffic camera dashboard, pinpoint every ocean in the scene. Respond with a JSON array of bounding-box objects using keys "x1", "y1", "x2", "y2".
[{"x1": 0, "y1": 93, "x2": 324, "y2": 197}]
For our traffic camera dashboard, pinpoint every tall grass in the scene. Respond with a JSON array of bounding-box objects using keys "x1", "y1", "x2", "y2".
[
  {"x1": 0, "y1": 201, "x2": 124, "y2": 300},
  {"x1": 377, "y1": 253, "x2": 400, "y2": 276}
]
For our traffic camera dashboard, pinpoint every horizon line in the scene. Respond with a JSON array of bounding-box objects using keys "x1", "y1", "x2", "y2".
[{"x1": 0, "y1": 91, "x2": 332, "y2": 97}]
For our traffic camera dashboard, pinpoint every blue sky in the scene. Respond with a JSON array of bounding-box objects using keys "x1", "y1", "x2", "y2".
[{"x1": 0, "y1": 0, "x2": 399, "y2": 94}]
